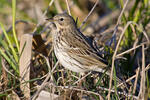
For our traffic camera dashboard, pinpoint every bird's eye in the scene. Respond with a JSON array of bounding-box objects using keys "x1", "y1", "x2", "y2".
[{"x1": 59, "y1": 18, "x2": 64, "y2": 21}]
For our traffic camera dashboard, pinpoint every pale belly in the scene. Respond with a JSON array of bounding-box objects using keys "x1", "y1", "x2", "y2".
[{"x1": 54, "y1": 46, "x2": 86, "y2": 73}]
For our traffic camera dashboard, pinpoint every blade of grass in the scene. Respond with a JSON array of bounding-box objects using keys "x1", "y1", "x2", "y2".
[
  {"x1": 0, "y1": 48, "x2": 19, "y2": 73},
  {"x1": 1, "y1": 41, "x2": 17, "y2": 65},
  {"x1": 95, "y1": 69, "x2": 109, "y2": 87},
  {"x1": 144, "y1": 0, "x2": 148, "y2": 6},
  {"x1": 128, "y1": 0, "x2": 140, "y2": 20},
  {"x1": 12, "y1": 0, "x2": 19, "y2": 52},
  {"x1": 0, "y1": 22, "x2": 18, "y2": 62},
  {"x1": 133, "y1": 9, "x2": 141, "y2": 23}
]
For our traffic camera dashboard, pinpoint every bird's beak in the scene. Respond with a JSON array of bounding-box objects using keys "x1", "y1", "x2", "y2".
[{"x1": 46, "y1": 18, "x2": 56, "y2": 22}]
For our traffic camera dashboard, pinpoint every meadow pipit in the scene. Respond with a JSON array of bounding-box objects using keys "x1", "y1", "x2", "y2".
[{"x1": 47, "y1": 13, "x2": 114, "y2": 76}]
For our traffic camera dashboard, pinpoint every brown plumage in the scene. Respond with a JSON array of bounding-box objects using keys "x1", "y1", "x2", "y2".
[{"x1": 48, "y1": 13, "x2": 109, "y2": 74}]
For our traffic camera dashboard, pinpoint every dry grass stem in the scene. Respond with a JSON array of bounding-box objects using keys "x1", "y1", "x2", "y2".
[
  {"x1": 133, "y1": 67, "x2": 140, "y2": 95},
  {"x1": 98, "y1": 86, "x2": 138, "y2": 99},
  {"x1": 2, "y1": 59, "x2": 17, "y2": 79},
  {"x1": 108, "y1": 19, "x2": 150, "y2": 99},
  {"x1": 117, "y1": 64, "x2": 150, "y2": 88},
  {"x1": 108, "y1": 20, "x2": 131, "y2": 100},
  {"x1": 65, "y1": 0, "x2": 71, "y2": 15},
  {"x1": 73, "y1": 72, "x2": 92, "y2": 85},
  {"x1": 53, "y1": 85, "x2": 101, "y2": 97},
  {"x1": 138, "y1": 45, "x2": 146, "y2": 99},
  {"x1": 79, "y1": 0, "x2": 99, "y2": 30},
  {"x1": 54, "y1": 0, "x2": 63, "y2": 13},
  {"x1": 111, "y1": 0, "x2": 129, "y2": 40},
  {"x1": 32, "y1": 58, "x2": 58, "y2": 100},
  {"x1": 107, "y1": 0, "x2": 130, "y2": 97},
  {"x1": 116, "y1": 42, "x2": 148, "y2": 58}
]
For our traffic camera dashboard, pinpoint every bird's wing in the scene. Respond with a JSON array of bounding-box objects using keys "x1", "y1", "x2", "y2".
[
  {"x1": 64, "y1": 30, "x2": 107, "y2": 69},
  {"x1": 67, "y1": 48, "x2": 107, "y2": 69}
]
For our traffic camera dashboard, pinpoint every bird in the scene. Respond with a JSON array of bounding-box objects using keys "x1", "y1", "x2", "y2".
[{"x1": 47, "y1": 13, "x2": 116, "y2": 77}]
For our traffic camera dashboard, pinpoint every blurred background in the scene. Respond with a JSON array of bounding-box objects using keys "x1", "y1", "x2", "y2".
[{"x1": 0, "y1": 0, "x2": 121, "y2": 35}]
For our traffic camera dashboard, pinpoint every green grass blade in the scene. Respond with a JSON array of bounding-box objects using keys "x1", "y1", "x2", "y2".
[
  {"x1": 0, "y1": 48, "x2": 19, "y2": 73},
  {"x1": 12, "y1": 0, "x2": 19, "y2": 52},
  {"x1": 0, "y1": 22, "x2": 18, "y2": 62},
  {"x1": 1, "y1": 41, "x2": 17, "y2": 66}
]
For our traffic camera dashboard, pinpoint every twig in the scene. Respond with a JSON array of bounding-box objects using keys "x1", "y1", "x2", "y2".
[
  {"x1": 51, "y1": 61, "x2": 59, "y2": 73},
  {"x1": 79, "y1": 0, "x2": 99, "y2": 30}
]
